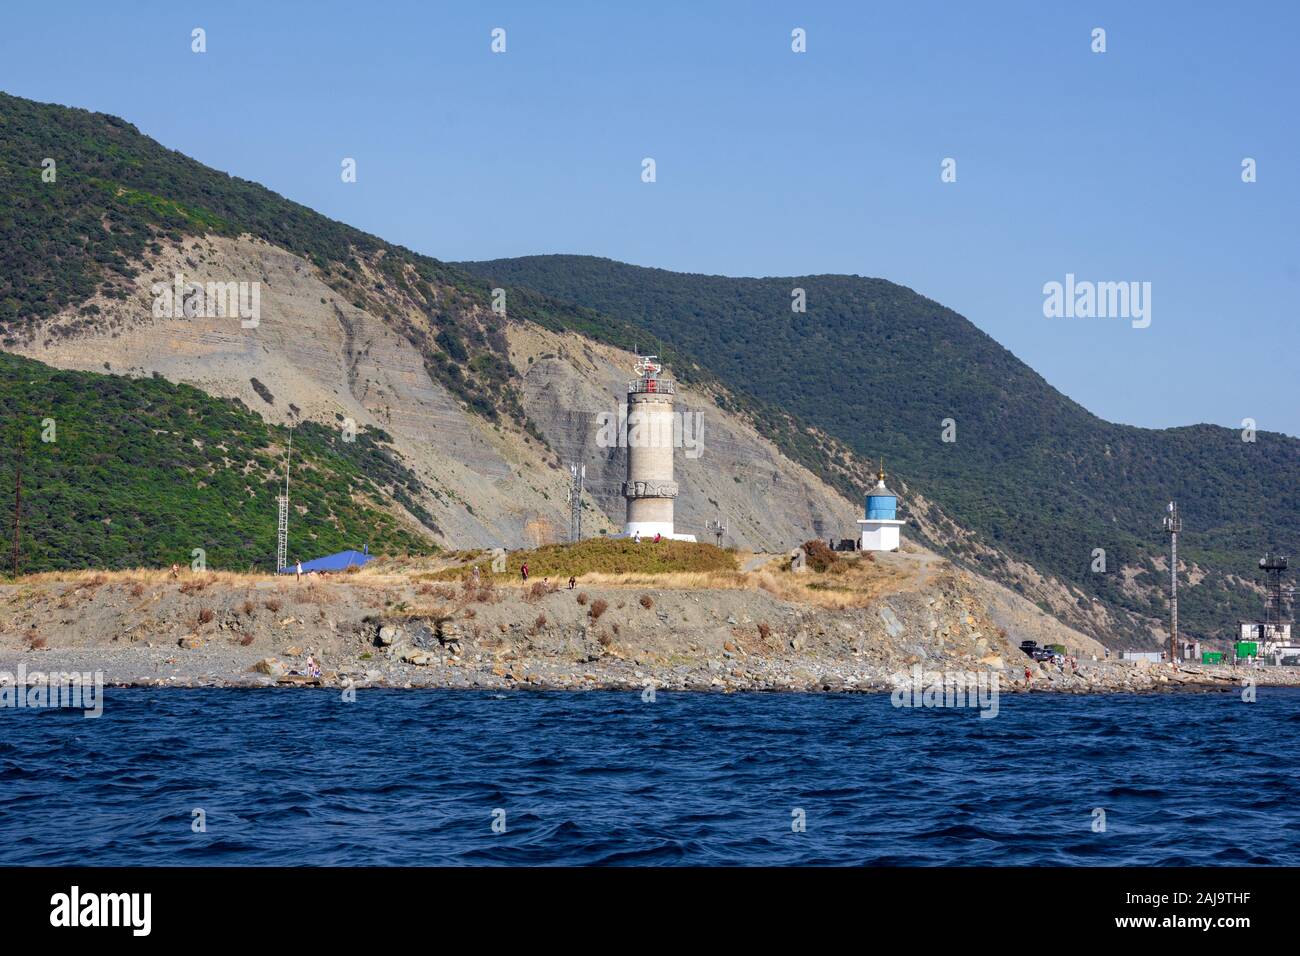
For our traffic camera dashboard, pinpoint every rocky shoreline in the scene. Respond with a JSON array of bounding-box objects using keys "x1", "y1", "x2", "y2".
[
  {"x1": 3, "y1": 628, "x2": 1295, "y2": 699},
  {"x1": 3, "y1": 559, "x2": 1296, "y2": 699}
]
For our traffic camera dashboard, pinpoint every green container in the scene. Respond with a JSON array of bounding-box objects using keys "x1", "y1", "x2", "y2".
[
  {"x1": 1236, "y1": 641, "x2": 1259, "y2": 657},
  {"x1": 1047, "y1": 644, "x2": 1067, "y2": 654},
  {"x1": 1202, "y1": 652, "x2": 1224, "y2": 664}
]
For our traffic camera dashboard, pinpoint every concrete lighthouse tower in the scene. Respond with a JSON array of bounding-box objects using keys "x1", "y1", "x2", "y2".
[
  {"x1": 623, "y1": 356, "x2": 694, "y2": 541},
  {"x1": 858, "y1": 459, "x2": 905, "y2": 551}
]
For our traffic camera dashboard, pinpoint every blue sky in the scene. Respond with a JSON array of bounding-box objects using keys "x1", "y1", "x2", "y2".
[{"x1": 2, "y1": 1, "x2": 1296, "y2": 435}]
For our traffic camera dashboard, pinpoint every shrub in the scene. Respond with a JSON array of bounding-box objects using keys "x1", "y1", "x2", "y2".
[
  {"x1": 129, "y1": 583, "x2": 145, "y2": 598},
  {"x1": 238, "y1": 633, "x2": 255, "y2": 646},
  {"x1": 589, "y1": 598, "x2": 608, "y2": 621},
  {"x1": 264, "y1": 598, "x2": 282, "y2": 612},
  {"x1": 639, "y1": 594, "x2": 653, "y2": 609},
  {"x1": 241, "y1": 600, "x2": 255, "y2": 616},
  {"x1": 576, "y1": 591, "x2": 589, "y2": 605},
  {"x1": 597, "y1": 631, "x2": 613, "y2": 647},
  {"x1": 800, "y1": 540, "x2": 839, "y2": 573},
  {"x1": 757, "y1": 621, "x2": 771, "y2": 641},
  {"x1": 299, "y1": 584, "x2": 334, "y2": 605},
  {"x1": 525, "y1": 581, "x2": 548, "y2": 603},
  {"x1": 197, "y1": 607, "x2": 215, "y2": 625}
]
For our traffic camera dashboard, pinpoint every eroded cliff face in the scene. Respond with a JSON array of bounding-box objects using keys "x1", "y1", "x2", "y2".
[
  {"x1": 506, "y1": 324, "x2": 859, "y2": 551},
  {"x1": 10, "y1": 231, "x2": 1144, "y2": 650},
  {"x1": 13, "y1": 233, "x2": 860, "y2": 552},
  {"x1": 12, "y1": 233, "x2": 568, "y2": 547}
]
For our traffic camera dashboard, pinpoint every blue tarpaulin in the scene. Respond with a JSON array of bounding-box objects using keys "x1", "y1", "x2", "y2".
[{"x1": 279, "y1": 546, "x2": 371, "y2": 574}]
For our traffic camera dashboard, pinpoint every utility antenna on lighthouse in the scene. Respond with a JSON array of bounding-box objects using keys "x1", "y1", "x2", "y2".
[
  {"x1": 1162, "y1": 500, "x2": 1182, "y2": 662},
  {"x1": 276, "y1": 426, "x2": 293, "y2": 572},
  {"x1": 705, "y1": 516, "x2": 727, "y2": 548}
]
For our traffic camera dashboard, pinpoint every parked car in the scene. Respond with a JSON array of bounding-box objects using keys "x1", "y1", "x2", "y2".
[{"x1": 1019, "y1": 640, "x2": 1039, "y2": 658}]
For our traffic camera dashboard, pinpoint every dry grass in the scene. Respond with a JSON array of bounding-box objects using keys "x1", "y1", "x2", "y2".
[
  {"x1": 576, "y1": 570, "x2": 748, "y2": 590},
  {"x1": 264, "y1": 598, "x2": 282, "y2": 613},
  {"x1": 296, "y1": 583, "x2": 335, "y2": 606},
  {"x1": 10, "y1": 567, "x2": 410, "y2": 592},
  {"x1": 416, "y1": 582, "x2": 457, "y2": 599},
  {"x1": 196, "y1": 607, "x2": 215, "y2": 625},
  {"x1": 421, "y1": 538, "x2": 737, "y2": 581},
  {"x1": 523, "y1": 581, "x2": 553, "y2": 603},
  {"x1": 751, "y1": 556, "x2": 906, "y2": 609},
  {"x1": 589, "y1": 598, "x2": 609, "y2": 621}
]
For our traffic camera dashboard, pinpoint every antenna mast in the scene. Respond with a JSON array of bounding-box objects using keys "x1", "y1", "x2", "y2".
[
  {"x1": 10, "y1": 431, "x2": 22, "y2": 578},
  {"x1": 1260, "y1": 553, "x2": 1292, "y2": 633},
  {"x1": 705, "y1": 516, "x2": 726, "y2": 548},
  {"x1": 1162, "y1": 501, "x2": 1182, "y2": 661},
  {"x1": 569, "y1": 462, "x2": 585, "y2": 543},
  {"x1": 276, "y1": 426, "x2": 293, "y2": 572}
]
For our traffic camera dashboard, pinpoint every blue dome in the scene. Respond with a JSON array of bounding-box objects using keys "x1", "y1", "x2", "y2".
[
  {"x1": 866, "y1": 484, "x2": 897, "y2": 520},
  {"x1": 863, "y1": 478, "x2": 894, "y2": 522}
]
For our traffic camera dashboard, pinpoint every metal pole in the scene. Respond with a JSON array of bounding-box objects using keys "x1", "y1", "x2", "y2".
[
  {"x1": 1170, "y1": 522, "x2": 1178, "y2": 662},
  {"x1": 11, "y1": 443, "x2": 21, "y2": 578},
  {"x1": 276, "y1": 427, "x2": 292, "y2": 572},
  {"x1": 1163, "y1": 501, "x2": 1180, "y2": 662}
]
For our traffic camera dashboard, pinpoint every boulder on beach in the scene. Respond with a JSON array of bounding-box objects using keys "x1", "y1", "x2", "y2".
[{"x1": 250, "y1": 657, "x2": 287, "y2": 678}]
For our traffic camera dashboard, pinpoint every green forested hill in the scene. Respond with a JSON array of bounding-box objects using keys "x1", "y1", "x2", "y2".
[
  {"x1": 3, "y1": 90, "x2": 1293, "y2": 640},
  {"x1": 458, "y1": 255, "x2": 1300, "y2": 642},
  {"x1": 0, "y1": 352, "x2": 434, "y2": 572},
  {"x1": 0, "y1": 91, "x2": 593, "y2": 426}
]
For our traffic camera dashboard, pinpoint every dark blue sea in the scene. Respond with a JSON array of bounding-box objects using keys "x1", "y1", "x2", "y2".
[{"x1": 1, "y1": 687, "x2": 1297, "y2": 866}]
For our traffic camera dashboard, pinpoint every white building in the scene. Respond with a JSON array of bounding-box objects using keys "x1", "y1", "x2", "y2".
[
  {"x1": 857, "y1": 462, "x2": 905, "y2": 552},
  {"x1": 623, "y1": 356, "x2": 695, "y2": 542}
]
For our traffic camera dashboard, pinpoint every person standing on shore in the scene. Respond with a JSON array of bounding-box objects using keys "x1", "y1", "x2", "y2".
[
  {"x1": 521, "y1": 562, "x2": 529, "y2": 582},
  {"x1": 295, "y1": 560, "x2": 302, "y2": 583}
]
